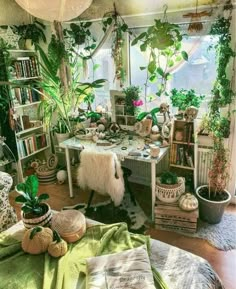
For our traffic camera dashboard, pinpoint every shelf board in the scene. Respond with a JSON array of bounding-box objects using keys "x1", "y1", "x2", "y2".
[
  {"x1": 16, "y1": 125, "x2": 43, "y2": 136},
  {"x1": 19, "y1": 145, "x2": 50, "y2": 161},
  {"x1": 172, "y1": 141, "x2": 195, "y2": 145},
  {"x1": 170, "y1": 164, "x2": 195, "y2": 170},
  {"x1": 14, "y1": 101, "x2": 40, "y2": 109}
]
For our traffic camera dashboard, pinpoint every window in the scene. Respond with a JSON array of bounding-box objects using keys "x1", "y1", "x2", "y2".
[{"x1": 129, "y1": 29, "x2": 218, "y2": 116}]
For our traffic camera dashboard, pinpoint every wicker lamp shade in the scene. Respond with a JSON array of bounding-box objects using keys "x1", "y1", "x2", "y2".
[
  {"x1": 15, "y1": 0, "x2": 93, "y2": 22},
  {"x1": 51, "y1": 210, "x2": 86, "y2": 243}
]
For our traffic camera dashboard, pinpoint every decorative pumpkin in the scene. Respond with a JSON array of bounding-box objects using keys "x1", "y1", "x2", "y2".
[
  {"x1": 179, "y1": 193, "x2": 198, "y2": 211},
  {"x1": 48, "y1": 230, "x2": 68, "y2": 258},
  {"x1": 22, "y1": 226, "x2": 53, "y2": 255}
]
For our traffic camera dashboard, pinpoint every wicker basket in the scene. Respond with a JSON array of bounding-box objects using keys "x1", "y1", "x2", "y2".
[{"x1": 156, "y1": 177, "x2": 185, "y2": 203}]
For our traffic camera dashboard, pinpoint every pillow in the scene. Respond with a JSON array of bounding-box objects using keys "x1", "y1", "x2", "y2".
[{"x1": 86, "y1": 245, "x2": 155, "y2": 289}]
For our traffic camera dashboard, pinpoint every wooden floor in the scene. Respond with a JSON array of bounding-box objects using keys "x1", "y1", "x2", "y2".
[{"x1": 9, "y1": 181, "x2": 236, "y2": 289}]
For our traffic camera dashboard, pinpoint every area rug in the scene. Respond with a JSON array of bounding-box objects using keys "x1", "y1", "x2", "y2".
[
  {"x1": 191, "y1": 213, "x2": 236, "y2": 251},
  {"x1": 63, "y1": 193, "x2": 148, "y2": 234},
  {"x1": 158, "y1": 213, "x2": 236, "y2": 251}
]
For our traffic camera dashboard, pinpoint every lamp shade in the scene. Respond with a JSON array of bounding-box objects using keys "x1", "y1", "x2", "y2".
[{"x1": 15, "y1": 0, "x2": 93, "y2": 22}]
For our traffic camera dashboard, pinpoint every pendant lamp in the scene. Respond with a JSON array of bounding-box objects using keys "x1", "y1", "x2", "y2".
[{"x1": 15, "y1": 0, "x2": 93, "y2": 22}]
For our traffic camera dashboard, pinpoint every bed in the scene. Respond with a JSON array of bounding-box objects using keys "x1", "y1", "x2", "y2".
[{"x1": 0, "y1": 220, "x2": 224, "y2": 289}]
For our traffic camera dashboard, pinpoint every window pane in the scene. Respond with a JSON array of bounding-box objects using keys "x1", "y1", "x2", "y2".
[{"x1": 130, "y1": 30, "x2": 218, "y2": 115}]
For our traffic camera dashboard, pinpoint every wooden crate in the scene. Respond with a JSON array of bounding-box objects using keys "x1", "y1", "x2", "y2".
[{"x1": 155, "y1": 200, "x2": 198, "y2": 233}]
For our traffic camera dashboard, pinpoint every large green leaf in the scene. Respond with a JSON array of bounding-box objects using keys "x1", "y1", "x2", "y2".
[
  {"x1": 148, "y1": 61, "x2": 156, "y2": 74},
  {"x1": 15, "y1": 195, "x2": 27, "y2": 204},
  {"x1": 25, "y1": 175, "x2": 39, "y2": 197},
  {"x1": 38, "y1": 194, "x2": 49, "y2": 202},
  {"x1": 137, "y1": 112, "x2": 148, "y2": 121},
  {"x1": 181, "y1": 51, "x2": 188, "y2": 61}
]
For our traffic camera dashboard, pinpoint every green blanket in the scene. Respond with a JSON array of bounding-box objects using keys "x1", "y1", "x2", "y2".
[{"x1": 0, "y1": 222, "x2": 168, "y2": 289}]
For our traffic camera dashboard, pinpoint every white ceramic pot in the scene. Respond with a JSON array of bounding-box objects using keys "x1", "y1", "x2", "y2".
[{"x1": 55, "y1": 132, "x2": 70, "y2": 144}]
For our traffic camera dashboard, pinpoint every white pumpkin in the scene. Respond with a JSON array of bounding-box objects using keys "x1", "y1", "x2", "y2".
[{"x1": 179, "y1": 193, "x2": 198, "y2": 211}]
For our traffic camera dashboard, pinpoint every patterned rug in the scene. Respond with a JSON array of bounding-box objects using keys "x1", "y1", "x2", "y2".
[{"x1": 63, "y1": 193, "x2": 148, "y2": 234}]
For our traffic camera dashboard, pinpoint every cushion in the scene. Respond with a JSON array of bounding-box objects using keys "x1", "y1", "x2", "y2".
[{"x1": 86, "y1": 245, "x2": 155, "y2": 289}]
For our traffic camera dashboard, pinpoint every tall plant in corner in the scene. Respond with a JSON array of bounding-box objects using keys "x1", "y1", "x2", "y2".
[
  {"x1": 196, "y1": 0, "x2": 235, "y2": 224},
  {"x1": 131, "y1": 18, "x2": 188, "y2": 105}
]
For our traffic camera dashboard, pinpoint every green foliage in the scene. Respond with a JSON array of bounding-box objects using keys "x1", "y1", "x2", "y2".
[
  {"x1": 102, "y1": 12, "x2": 131, "y2": 86},
  {"x1": 160, "y1": 171, "x2": 178, "y2": 185},
  {"x1": 136, "y1": 107, "x2": 160, "y2": 126},
  {"x1": 11, "y1": 20, "x2": 46, "y2": 45},
  {"x1": 170, "y1": 88, "x2": 205, "y2": 111},
  {"x1": 210, "y1": 17, "x2": 235, "y2": 106},
  {"x1": 35, "y1": 45, "x2": 106, "y2": 133},
  {"x1": 131, "y1": 19, "x2": 188, "y2": 97},
  {"x1": 64, "y1": 21, "x2": 96, "y2": 59},
  {"x1": 15, "y1": 175, "x2": 49, "y2": 216},
  {"x1": 122, "y1": 85, "x2": 141, "y2": 116}
]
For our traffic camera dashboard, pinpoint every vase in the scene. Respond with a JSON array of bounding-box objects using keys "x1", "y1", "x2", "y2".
[{"x1": 196, "y1": 185, "x2": 231, "y2": 224}]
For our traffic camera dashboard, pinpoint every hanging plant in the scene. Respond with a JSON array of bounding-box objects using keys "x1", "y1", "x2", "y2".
[
  {"x1": 102, "y1": 7, "x2": 131, "y2": 87},
  {"x1": 63, "y1": 21, "x2": 97, "y2": 59},
  {"x1": 131, "y1": 18, "x2": 188, "y2": 99}
]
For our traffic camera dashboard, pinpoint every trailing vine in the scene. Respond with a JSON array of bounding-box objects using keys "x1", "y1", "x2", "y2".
[
  {"x1": 131, "y1": 19, "x2": 188, "y2": 101},
  {"x1": 206, "y1": 0, "x2": 235, "y2": 195},
  {"x1": 102, "y1": 7, "x2": 131, "y2": 87}
]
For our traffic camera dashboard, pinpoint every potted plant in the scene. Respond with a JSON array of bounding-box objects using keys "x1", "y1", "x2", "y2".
[
  {"x1": 156, "y1": 171, "x2": 185, "y2": 203},
  {"x1": 122, "y1": 85, "x2": 142, "y2": 117},
  {"x1": 34, "y1": 41, "x2": 106, "y2": 135},
  {"x1": 170, "y1": 88, "x2": 205, "y2": 117},
  {"x1": 196, "y1": 3, "x2": 234, "y2": 224},
  {"x1": 196, "y1": 138, "x2": 231, "y2": 224},
  {"x1": 15, "y1": 174, "x2": 52, "y2": 229},
  {"x1": 53, "y1": 117, "x2": 71, "y2": 144},
  {"x1": 11, "y1": 20, "x2": 46, "y2": 50}
]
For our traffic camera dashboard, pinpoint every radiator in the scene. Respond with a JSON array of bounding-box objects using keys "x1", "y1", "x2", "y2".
[{"x1": 197, "y1": 147, "x2": 213, "y2": 186}]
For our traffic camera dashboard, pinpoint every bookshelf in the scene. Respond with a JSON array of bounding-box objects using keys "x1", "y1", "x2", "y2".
[
  {"x1": 5, "y1": 50, "x2": 50, "y2": 181},
  {"x1": 110, "y1": 90, "x2": 136, "y2": 130},
  {"x1": 169, "y1": 119, "x2": 197, "y2": 191}
]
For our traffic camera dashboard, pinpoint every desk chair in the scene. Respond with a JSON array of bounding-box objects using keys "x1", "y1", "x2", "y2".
[
  {"x1": 0, "y1": 171, "x2": 18, "y2": 233},
  {"x1": 77, "y1": 150, "x2": 125, "y2": 208}
]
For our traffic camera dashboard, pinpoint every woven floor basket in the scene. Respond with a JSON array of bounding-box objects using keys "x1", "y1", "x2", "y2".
[{"x1": 156, "y1": 177, "x2": 185, "y2": 203}]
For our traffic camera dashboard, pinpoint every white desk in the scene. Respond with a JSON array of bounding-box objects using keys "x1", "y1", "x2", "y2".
[{"x1": 60, "y1": 136, "x2": 168, "y2": 221}]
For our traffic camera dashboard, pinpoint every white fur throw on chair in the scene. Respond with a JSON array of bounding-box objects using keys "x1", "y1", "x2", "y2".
[{"x1": 77, "y1": 150, "x2": 125, "y2": 206}]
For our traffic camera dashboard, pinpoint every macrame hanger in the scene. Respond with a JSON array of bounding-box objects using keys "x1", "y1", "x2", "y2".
[{"x1": 162, "y1": 4, "x2": 168, "y2": 22}]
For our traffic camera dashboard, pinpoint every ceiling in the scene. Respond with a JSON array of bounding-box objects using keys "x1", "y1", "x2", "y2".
[
  {"x1": 0, "y1": 0, "x2": 227, "y2": 25},
  {"x1": 80, "y1": 0, "x2": 216, "y2": 20}
]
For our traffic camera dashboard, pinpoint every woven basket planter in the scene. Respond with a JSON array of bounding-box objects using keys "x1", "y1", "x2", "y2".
[
  {"x1": 156, "y1": 177, "x2": 185, "y2": 203},
  {"x1": 22, "y1": 203, "x2": 52, "y2": 229}
]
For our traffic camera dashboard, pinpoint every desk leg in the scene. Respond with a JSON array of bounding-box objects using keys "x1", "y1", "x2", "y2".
[
  {"x1": 151, "y1": 161, "x2": 156, "y2": 222},
  {"x1": 65, "y1": 147, "x2": 73, "y2": 198}
]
